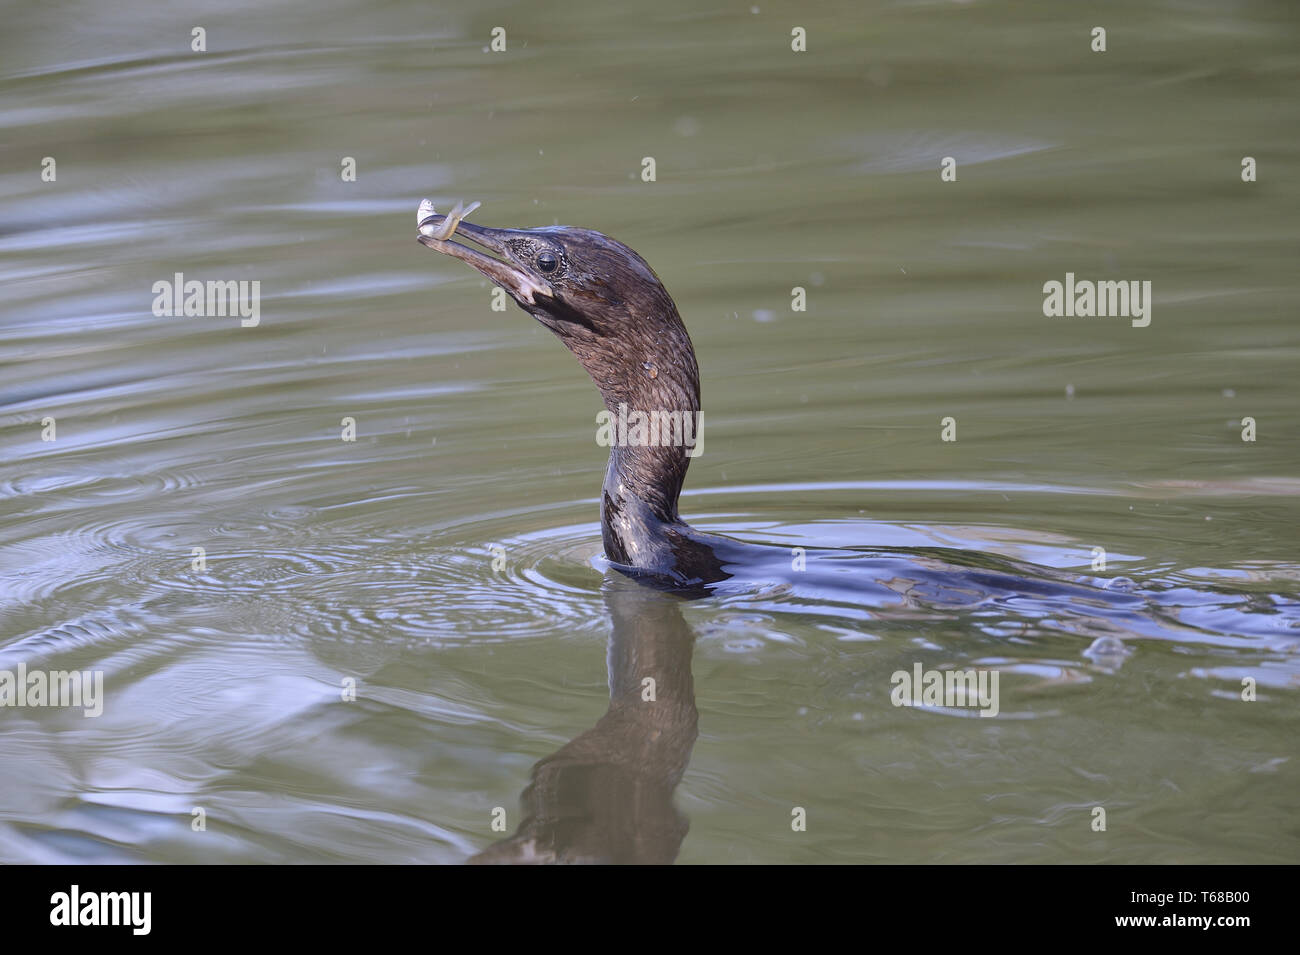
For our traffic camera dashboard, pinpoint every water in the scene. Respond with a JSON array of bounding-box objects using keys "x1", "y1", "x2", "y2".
[{"x1": 2, "y1": 0, "x2": 1298, "y2": 863}]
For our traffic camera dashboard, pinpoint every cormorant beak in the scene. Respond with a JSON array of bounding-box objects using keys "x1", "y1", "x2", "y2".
[{"x1": 416, "y1": 198, "x2": 553, "y2": 306}]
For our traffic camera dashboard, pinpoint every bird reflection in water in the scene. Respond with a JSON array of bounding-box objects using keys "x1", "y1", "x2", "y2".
[{"x1": 471, "y1": 575, "x2": 701, "y2": 864}]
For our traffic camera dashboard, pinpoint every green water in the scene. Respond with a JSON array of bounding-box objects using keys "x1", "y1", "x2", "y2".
[{"x1": 1, "y1": 0, "x2": 1297, "y2": 863}]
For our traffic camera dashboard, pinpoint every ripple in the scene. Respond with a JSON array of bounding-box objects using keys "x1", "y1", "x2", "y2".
[
  {"x1": 0, "y1": 462, "x2": 203, "y2": 502},
  {"x1": 106, "y1": 515, "x2": 610, "y2": 648}
]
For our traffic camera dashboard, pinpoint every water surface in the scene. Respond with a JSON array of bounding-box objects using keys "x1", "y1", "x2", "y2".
[{"x1": 1, "y1": 0, "x2": 1298, "y2": 863}]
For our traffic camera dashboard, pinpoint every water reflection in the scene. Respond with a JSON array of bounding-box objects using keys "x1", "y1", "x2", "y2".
[{"x1": 472, "y1": 575, "x2": 698, "y2": 864}]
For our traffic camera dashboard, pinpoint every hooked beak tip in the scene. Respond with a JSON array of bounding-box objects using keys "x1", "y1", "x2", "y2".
[{"x1": 415, "y1": 201, "x2": 553, "y2": 307}]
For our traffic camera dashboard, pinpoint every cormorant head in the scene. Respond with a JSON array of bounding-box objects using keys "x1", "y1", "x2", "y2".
[{"x1": 416, "y1": 199, "x2": 700, "y2": 417}]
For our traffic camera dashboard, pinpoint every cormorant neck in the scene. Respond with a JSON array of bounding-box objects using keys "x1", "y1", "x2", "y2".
[
  {"x1": 598, "y1": 403, "x2": 715, "y2": 579},
  {"x1": 591, "y1": 355, "x2": 702, "y2": 573},
  {"x1": 602, "y1": 444, "x2": 688, "y2": 543},
  {"x1": 546, "y1": 293, "x2": 722, "y2": 582}
]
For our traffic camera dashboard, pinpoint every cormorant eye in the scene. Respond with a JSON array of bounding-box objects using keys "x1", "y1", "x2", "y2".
[{"x1": 536, "y1": 251, "x2": 559, "y2": 274}]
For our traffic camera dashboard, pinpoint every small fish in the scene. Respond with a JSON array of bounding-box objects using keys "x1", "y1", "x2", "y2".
[{"x1": 417, "y1": 198, "x2": 481, "y2": 241}]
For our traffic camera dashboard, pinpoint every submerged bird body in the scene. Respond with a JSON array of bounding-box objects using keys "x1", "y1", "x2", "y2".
[{"x1": 417, "y1": 199, "x2": 729, "y2": 586}]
